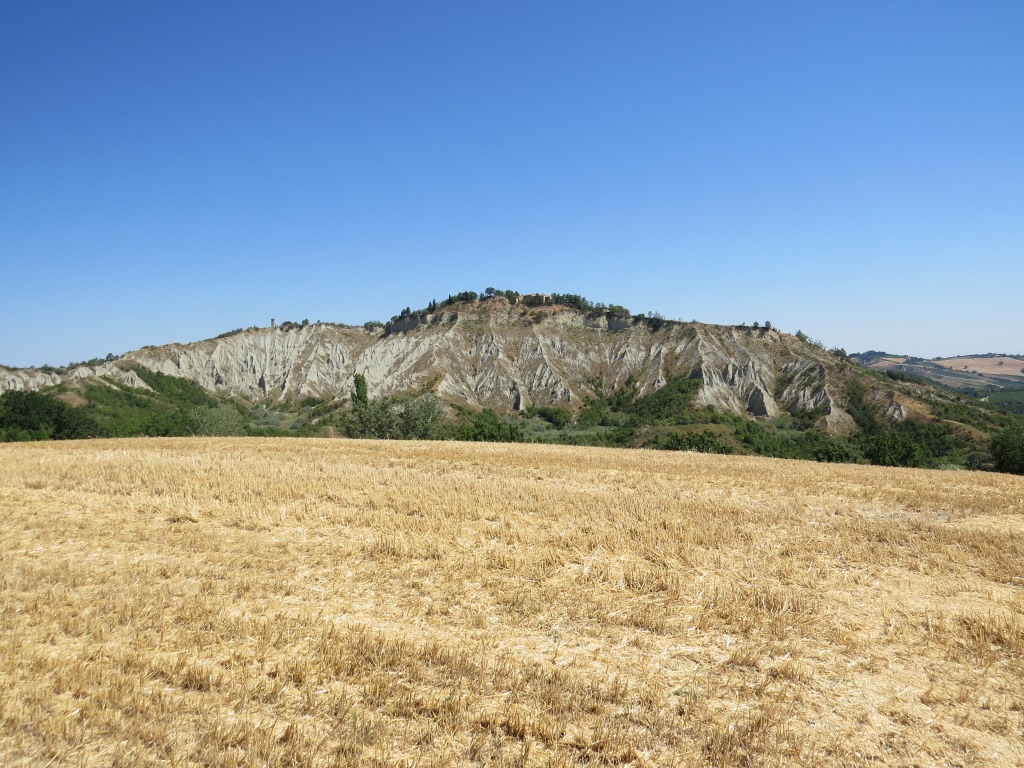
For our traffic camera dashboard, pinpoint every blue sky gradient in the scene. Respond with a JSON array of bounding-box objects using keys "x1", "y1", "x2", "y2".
[{"x1": 2, "y1": 2, "x2": 1022, "y2": 367}]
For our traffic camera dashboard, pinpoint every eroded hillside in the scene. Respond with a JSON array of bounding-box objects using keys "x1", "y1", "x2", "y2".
[{"x1": 2, "y1": 299, "x2": 853, "y2": 427}]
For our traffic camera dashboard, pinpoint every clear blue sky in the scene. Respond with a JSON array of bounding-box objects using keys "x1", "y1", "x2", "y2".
[{"x1": 2, "y1": 2, "x2": 1021, "y2": 367}]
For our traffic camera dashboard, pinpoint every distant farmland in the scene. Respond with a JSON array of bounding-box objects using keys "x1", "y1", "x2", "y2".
[
  {"x1": 933, "y1": 356, "x2": 1024, "y2": 379},
  {"x1": 2, "y1": 439, "x2": 1023, "y2": 766},
  {"x1": 855, "y1": 352, "x2": 1024, "y2": 392}
]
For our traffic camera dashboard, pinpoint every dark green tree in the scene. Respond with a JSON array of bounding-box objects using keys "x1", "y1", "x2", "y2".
[
  {"x1": 343, "y1": 398, "x2": 401, "y2": 439},
  {"x1": 865, "y1": 430, "x2": 924, "y2": 468},
  {"x1": 530, "y1": 406, "x2": 572, "y2": 429},
  {"x1": 398, "y1": 394, "x2": 446, "y2": 440},
  {"x1": 811, "y1": 438, "x2": 858, "y2": 464},
  {"x1": 352, "y1": 374, "x2": 369, "y2": 407},
  {"x1": 0, "y1": 390, "x2": 102, "y2": 441},
  {"x1": 452, "y1": 408, "x2": 525, "y2": 442},
  {"x1": 990, "y1": 422, "x2": 1024, "y2": 474},
  {"x1": 663, "y1": 430, "x2": 732, "y2": 454},
  {"x1": 187, "y1": 404, "x2": 246, "y2": 436}
]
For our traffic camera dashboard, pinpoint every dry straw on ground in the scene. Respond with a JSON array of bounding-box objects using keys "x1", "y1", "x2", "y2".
[{"x1": 1, "y1": 438, "x2": 1022, "y2": 766}]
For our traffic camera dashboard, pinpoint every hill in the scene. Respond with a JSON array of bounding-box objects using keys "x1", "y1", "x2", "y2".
[
  {"x1": 2, "y1": 438, "x2": 1022, "y2": 766},
  {"x1": 2, "y1": 294, "x2": 1022, "y2": 470},
  {"x1": 4, "y1": 297, "x2": 845, "y2": 421},
  {"x1": 852, "y1": 351, "x2": 1024, "y2": 393}
]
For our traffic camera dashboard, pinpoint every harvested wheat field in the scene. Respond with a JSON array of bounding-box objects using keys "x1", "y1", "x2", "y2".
[{"x1": 1, "y1": 439, "x2": 1023, "y2": 767}]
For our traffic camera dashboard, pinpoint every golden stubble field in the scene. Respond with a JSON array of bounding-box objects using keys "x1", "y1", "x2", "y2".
[{"x1": 1, "y1": 439, "x2": 1022, "y2": 767}]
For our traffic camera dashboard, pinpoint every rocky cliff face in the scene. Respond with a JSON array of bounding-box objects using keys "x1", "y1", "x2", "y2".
[
  {"x1": 2, "y1": 364, "x2": 150, "y2": 393},
  {"x1": 1, "y1": 301, "x2": 859, "y2": 429}
]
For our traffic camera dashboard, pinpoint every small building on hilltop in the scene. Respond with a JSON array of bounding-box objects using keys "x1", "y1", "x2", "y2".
[{"x1": 519, "y1": 293, "x2": 552, "y2": 306}]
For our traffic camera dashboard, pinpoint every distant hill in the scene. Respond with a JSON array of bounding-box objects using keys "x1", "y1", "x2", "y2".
[
  {"x1": 3, "y1": 294, "x2": 1022, "y2": 470},
  {"x1": 3, "y1": 296, "x2": 856, "y2": 424},
  {"x1": 851, "y1": 351, "x2": 1024, "y2": 392}
]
